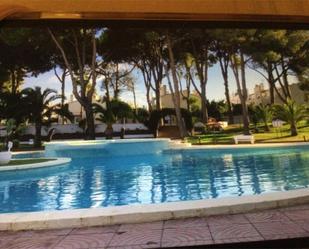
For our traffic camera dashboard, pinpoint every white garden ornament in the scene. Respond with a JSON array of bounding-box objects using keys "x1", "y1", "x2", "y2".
[{"x1": 0, "y1": 141, "x2": 13, "y2": 165}]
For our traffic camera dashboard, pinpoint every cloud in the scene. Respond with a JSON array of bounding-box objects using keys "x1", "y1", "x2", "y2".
[
  {"x1": 120, "y1": 88, "x2": 147, "y2": 108},
  {"x1": 24, "y1": 72, "x2": 64, "y2": 91}
]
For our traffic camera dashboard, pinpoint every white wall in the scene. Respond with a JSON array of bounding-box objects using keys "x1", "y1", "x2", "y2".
[
  {"x1": 0, "y1": 123, "x2": 149, "y2": 137},
  {"x1": 98, "y1": 123, "x2": 148, "y2": 133}
]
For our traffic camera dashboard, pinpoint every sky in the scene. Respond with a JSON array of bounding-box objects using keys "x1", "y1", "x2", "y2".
[{"x1": 24, "y1": 63, "x2": 268, "y2": 108}]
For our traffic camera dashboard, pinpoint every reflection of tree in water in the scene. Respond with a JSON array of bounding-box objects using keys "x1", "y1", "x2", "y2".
[
  {"x1": 298, "y1": 153, "x2": 309, "y2": 187},
  {"x1": 149, "y1": 154, "x2": 181, "y2": 203},
  {"x1": 208, "y1": 161, "x2": 218, "y2": 198},
  {"x1": 0, "y1": 147, "x2": 308, "y2": 213},
  {"x1": 99, "y1": 157, "x2": 141, "y2": 206},
  {"x1": 247, "y1": 156, "x2": 261, "y2": 194},
  {"x1": 174, "y1": 155, "x2": 203, "y2": 201},
  {"x1": 150, "y1": 154, "x2": 208, "y2": 202},
  {"x1": 208, "y1": 155, "x2": 240, "y2": 198},
  {"x1": 0, "y1": 180, "x2": 40, "y2": 212},
  {"x1": 230, "y1": 151, "x2": 309, "y2": 194},
  {"x1": 0, "y1": 167, "x2": 69, "y2": 212},
  {"x1": 151, "y1": 161, "x2": 167, "y2": 203},
  {"x1": 75, "y1": 166, "x2": 94, "y2": 208},
  {"x1": 153, "y1": 153, "x2": 234, "y2": 201},
  {"x1": 231, "y1": 156, "x2": 244, "y2": 196},
  {"x1": 67, "y1": 151, "x2": 309, "y2": 207},
  {"x1": 274, "y1": 152, "x2": 309, "y2": 190},
  {"x1": 55, "y1": 177, "x2": 64, "y2": 209}
]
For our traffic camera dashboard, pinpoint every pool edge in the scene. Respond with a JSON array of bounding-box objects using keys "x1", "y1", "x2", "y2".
[
  {"x1": 177, "y1": 141, "x2": 309, "y2": 150},
  {"x1": 1, "y1": 188, "x2": 309, "y2": 231},
  {"x1": 0, "y1": 158, "x2": 71, "y2": 171}
]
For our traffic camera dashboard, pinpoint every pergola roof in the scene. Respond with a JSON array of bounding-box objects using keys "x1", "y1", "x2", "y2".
[{"x1": 1, "y1": 0, "x2": 308, "y2": 23}]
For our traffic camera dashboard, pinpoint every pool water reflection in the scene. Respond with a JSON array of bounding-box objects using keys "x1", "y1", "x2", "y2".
[{"x1": 1, "y1": 144, "x2": 308, "y2": 213}]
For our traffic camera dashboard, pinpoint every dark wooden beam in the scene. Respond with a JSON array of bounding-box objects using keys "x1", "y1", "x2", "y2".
[{"x1": 1, "y1": 0, "x2": 309, "y2": 23}]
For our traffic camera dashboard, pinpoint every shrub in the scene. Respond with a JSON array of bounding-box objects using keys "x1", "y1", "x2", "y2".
[{"x1": 273, "y1": 99, "x2": 308, "y2": 136}]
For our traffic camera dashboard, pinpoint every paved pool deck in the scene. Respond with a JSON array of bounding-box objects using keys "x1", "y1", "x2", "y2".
[{"x1": 1, "y1": 204, "x2": 309, "y2": 249}]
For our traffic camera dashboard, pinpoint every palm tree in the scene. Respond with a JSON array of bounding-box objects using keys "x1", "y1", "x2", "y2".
[
  {"x1": 109, "y1": 99, "x2": 133, "y2": 123},
  {"x1": 93, "y1": 99, "x2": 133, "y2": 139},
  {"x1": 274, "y1": 99, "x2": 308, "y2": 136},
  {"x1": 0, "y1": 91, "x2": 28, "y2": 125},
  {"x1": 0, "y1": 118, "x2": 25, "y2": 149},
  {"x1": 255, "y1": 104, "x2": 273, "y2": 132},
  {"x1": 22, "y1": 87, "x2": 74, "y2": 147},
  {"x1": 93, "y1": 104, "x2": 115, "y2": 139}
]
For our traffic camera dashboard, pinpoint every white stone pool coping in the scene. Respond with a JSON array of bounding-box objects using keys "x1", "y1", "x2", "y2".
[
  {"x1": 0, "y1": 188, "x2": 309, "y2": 231},
  {"x1": 0, "y1": 158, "x2": 71, "y2": 171},
  {"x1": 12, "y1": 150, "x2": 45, "y2": 155},
  {"x1": 180, "y1": 141, "x2": 309, "y2": 150},
  {"x1": 45, "y1": 138, "x2": 170, "y2": 146}
]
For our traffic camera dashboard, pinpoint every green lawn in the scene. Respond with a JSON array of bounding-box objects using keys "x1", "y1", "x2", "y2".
[
  {"x1": 1, "y1": 158, "x2": 56, "y2": 166},
  {"x1": 187, "y1": 123, "x2": 309, "y2": 145},
  {"x1": 0, "y1": 144, "x2": 44, "y2": 152}
]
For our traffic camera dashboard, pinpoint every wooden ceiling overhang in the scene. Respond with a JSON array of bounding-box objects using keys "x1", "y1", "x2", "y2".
[{"x1": 0, "y1": 0, "x2": 308, "y2": 24}]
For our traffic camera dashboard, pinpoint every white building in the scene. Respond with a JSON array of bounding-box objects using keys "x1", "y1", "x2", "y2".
[
  {"x1": 65, "y1": 95, "x2": 104, "y2": 124},
  {"x1": 151, "y1": 85, "x2": 200, "y2": 110},
  {"x1": 230, "y1": 83, "x2": 309, "y2": 105}
]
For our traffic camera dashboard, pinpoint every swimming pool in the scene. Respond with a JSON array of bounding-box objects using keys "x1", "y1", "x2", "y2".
[{"x1": 1, "y1": 140, "x2": 309, "y2": 213}]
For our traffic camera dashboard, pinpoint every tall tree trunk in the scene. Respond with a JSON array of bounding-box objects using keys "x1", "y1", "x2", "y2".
[
  {"x1": 146, "y1": 86, "x2": 152, "y2": 112},
  {"x1": 269, "y1": 83, "x2": 275, "y2": 104},
  {"x1": 34, "y1": 123, "x2": 42, "y2": 148},
  {"x1": 281, "y1": 58, "x2": 291, "y2": 99},
  {"x1": 84, "y1": 102, "x2": 95, "y2": 140},
  {"x1": 104, "y1": 79, "x2": 111, "y2": 107},
  {"x1": 132, "y1": 83, "x2": 137, "y2": 115},
  {"x1": 155, "y1": 81, "x2": 161, "y2": 111},
  {"x1": 114, "y1": 63, "x2": 120, "y2": 99},
  {"x1": 185, "y1": 76, "x2": 191, "y2": 111},
  {"x1": 274, "y1": 64, "x2": 290, "y2": 103},
  {"x1": 10, "y1": 69, "x2": 16, "y2": 94},
  {"x1": 219, "y1": 57, "x2": 234, "y2": 124},
  {"x1": 282, "y1": 70, "x2": 291, "y2": 99},
  {"x1": 186, "y1": 78, "x2": 191, "y2": 111},
  {"x1": 264, "y1": 119, "x2": 270, "y2": 132},
  {"x1": 240, "y1": 52, "x2": 250, "y2": 135},
  {"x1": 224, "y1": 78, "x2": 234, "y2": 124},
  {"x1": 197, "y1": 61, "x2": 208, "y2": 124},
  {"x1": 166, "y1": 31, "x2": 187, "y2": 139},
  {"x1": 154, "y1": 74, "x2": 163, "y2": 126},
  {"x1": 152, "y1": 50, "x2": 164, "y2": 112},
  {"x1": 290, "y1": 121, "x2": 298, "y2": 136},
  {"x1": 179, "y1": 71, "x2": 191, "y2": 111},
  {"x1": 140, "y1": 68, "x2": 153, "y2": 112},
  {"x1": 230, "y1": 53, "x2": 250, "y2": 135},
  {"x1": 61, "y1": 71, "x2": 66, "y2": 108},
  {"x1": 54, "y1": 67, "x2": 67, "y2": 124},
  {"x1": 49, "y1": 28, "x2": 97, "y2": 140},
  {"x1": 184, "y1": 66, "x2": 193, "y2": 111},
  {"x1": 240, "y1": 101, "x2": 250, "y2": 135},
  {"x1": 201, "y1": 88, "x2": 208, "y2": 123},
  {"x1": 267, "y1": 61, "x2": 275, "y2": 104},
  {"x1": 139, "y1": 65, "x2": 153, "y2": 112},
  {"x1": 190, "y1": 39, "x2": 209, "y2": 123}
]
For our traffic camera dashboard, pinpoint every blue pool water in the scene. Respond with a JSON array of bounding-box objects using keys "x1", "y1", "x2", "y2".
[{"x1": 0, "y1": 140, "x2": 309, "y2": 213}]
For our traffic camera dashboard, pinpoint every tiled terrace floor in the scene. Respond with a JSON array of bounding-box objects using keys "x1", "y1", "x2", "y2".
[{"x1": 1, "y1": 204, "x2": 309, "y2": 249}]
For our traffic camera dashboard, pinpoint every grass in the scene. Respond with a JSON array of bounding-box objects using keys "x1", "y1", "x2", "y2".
[
  {"x1": 1, "y1": 158, "x2": 56, "y2": 166},
  {"x1": 187, "y1": 123, "x2": 309, "y2": 145},
  {"x1": 0, "y1": 144, "x2": 44, "y2": 152}
]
